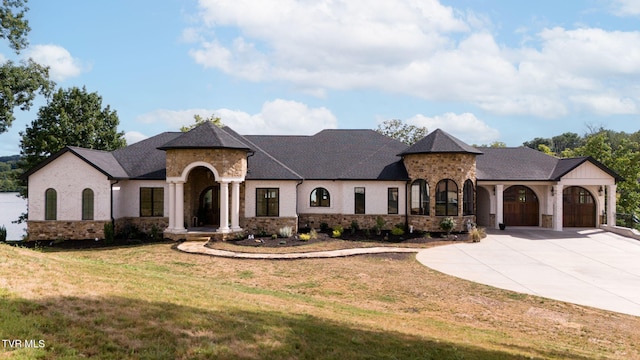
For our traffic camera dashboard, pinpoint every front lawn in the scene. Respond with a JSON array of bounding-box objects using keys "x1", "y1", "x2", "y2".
[{"x1": 0, "y1": 242, "x2": 638, "y2": 359}]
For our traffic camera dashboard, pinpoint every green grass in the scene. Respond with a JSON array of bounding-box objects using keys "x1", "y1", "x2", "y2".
[{"x1": 0, "y1": 243, "x2": 638, "y2": 359}]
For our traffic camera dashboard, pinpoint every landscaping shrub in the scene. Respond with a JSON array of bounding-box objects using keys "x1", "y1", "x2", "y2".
[
  {"x1": 470, "y1": 227, "x2": 486, "y2": 242},
  {"x1": 299, "y1": 233, "x2": 311, "y2": 241},
  {"x1": 309, "y1": 229, "x2": 318, "y2": 239},
  {"x1": 391, "y1": 226, "x2": 405, "y2": 236},
  {"x1": 332, "y1": 225, "x2": 344, "y2": 238},
  {"x1": 440, "y1": 217, "x2": 456, "y2": 235},
  {"x1": 319, "y1": 222, "x2": 329, "y2": 232},
  {"x1": 350, "y1": 220, "x2": 360, "y2": 234},
  {"x1": 0, "y1": 225, "x2": 6, "y2": 241},
  {"x1": 103, "y1": 223, "x2": 115, "y2": 244},
  {"x1": 279, "y1": 226, "x2": 293, "y2": 238}
]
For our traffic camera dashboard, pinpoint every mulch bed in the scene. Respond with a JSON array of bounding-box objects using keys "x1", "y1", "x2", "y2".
[{"x1": 228, "y1": 230, "x2": 469, "y2": 248}]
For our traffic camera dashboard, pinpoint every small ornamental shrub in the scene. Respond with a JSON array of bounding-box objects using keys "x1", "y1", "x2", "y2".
[
  {"x1": 309, "y1": 229, "x2": 318, "y2": 239},
  {"x1": 350, "y1": 220, "x2": 360, "y2": 234},
  {"x1": 332, "y1": 229, "x2": 342, "y2": 238},
  {"x1": 0, "y1": 225, "x2": 6, "y2": 241},
  {"x1": 271, "y1": 234, "x2": 278, "y2": 239},
  {"x1": 299, "y1": 233, "x2": 311, "y2": 241},
  {"x1": 103, "y1": 223, "x2": 115, "y2": 244},
  {"x1": 470, "y1": 227, "x2": 486, "y2": 242},
  {"x1": 279, "y1": 226, "x2": 293, "y2": 238},
  {"x1": 391, "y1": 226, "x2": 405, "y2": 236},
  {"x1": 440, "y1": 217, "x2": 456, "y2": 235},
  {"x1": 320, "y1": 222, "x2": 330, "y2": 232}
]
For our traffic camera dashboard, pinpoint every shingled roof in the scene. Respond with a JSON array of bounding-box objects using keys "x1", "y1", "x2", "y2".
[
  {"x1": 476, "y1": 147, "x2": 622, "y2": 182},
  {"x1": 246, "y1": 129, "x2": 409, "y2": 180},
  {"x1": 157, "y1": 122, "x2": 252, "y2": 151},
  {"x1": 400, "y1": 128, "x2": 483, "y2": 155}
]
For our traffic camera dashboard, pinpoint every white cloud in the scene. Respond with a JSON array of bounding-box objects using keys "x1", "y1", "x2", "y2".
[
  {"x1": 124, "y1": 131, "x2": 149, "y2": 145},
  {"x1": 570, "y1": 94, "x2": 638, "y2": 115},
  {"x1": 187, "y1": 0, "x2": 640, "y2": 118},
  {"x1": 406, "y1": 112, "x2": 500, "y2": 145},
  {"x1": 609, "y1": 0, "x2": 640, "y2": 16},
  {"x1": 26, "y1": 44, "x2": 88, "y2": 81},
  {"x1": 135, "y1": 99, "x2": 338, "y2": 135}
]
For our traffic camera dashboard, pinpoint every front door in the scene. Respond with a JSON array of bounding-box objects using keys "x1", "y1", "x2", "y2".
[{"x1": 198, "y1": 186, "x2": 220, "y2": 226}]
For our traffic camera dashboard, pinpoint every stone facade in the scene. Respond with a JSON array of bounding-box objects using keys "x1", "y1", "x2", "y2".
[
  {"x1": 242, "y1": 216, "x2": 298, "y2": 235},
  {"x1": 28, "y1": 220, "x2": 110, "y2": 241},
  {"x1": 114, "y1": 217, "x2": 169, "y2": 235},
  {"x1": 542, "y1": 214, "x2": 553, "y2": 228},
  {"x1": 403, "y1": 153, "x2": 477, "y2": 232},
  {"x1": 298, "y1": 213, "x2": 406, "y2": 231},
  {"x1": 166, "y1": 148, "x2": 247, "y2": 179}
]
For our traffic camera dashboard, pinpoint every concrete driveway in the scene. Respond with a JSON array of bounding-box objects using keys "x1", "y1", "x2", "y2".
[{"x1": 416, "y1": 228, "x2": 640, "y2": 317}]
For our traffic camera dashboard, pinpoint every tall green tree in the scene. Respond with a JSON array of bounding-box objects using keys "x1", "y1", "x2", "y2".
[
  {"x1": 563, "y1": 133, "x2": 640, "y2": 227},
  {"x1": 375, "y1": 119, "x2": 428, "y2": 145},
  {"x1": 19, "y1": 86, "x2": 126, "y2": 174},
  {"x1": 180, "y1": 113, "x2": 223, "y2": 132},
  {"x1": 0, "y1": 0, "x2": 55, "y2": 133}
]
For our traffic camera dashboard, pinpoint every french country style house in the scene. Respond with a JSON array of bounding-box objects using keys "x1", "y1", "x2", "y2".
[{"x1": 22, "y1": 122, "x2": 621, "y2": 241}]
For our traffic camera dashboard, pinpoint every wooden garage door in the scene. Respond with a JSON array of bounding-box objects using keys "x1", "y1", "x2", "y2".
[
  {"x1": 503, "y1": 186, "x2": 539, "y2": 226},
  {"x1": 563, "y1": 186, "x2": 596, "y2": 227}
]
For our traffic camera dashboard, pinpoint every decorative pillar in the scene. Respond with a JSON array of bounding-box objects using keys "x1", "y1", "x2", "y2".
[
  {"x1": 495, "y1": 184, "x2": 504, "y2": 229},
  {"x1": 607, "y1": 184, "x2": 617, "y2": 227},
  {"x1": 553, "y1": 184, "x2": 563, "y2": 231},
  {"x1": 175, "y1": 181, "x2": 185, "y2": 231},
  {"x1": 168, "y1": 182, "x2": 176, "y2": 230},
  {"x1": 231, "y1": 181, "x2": 241, "y2": 231},
  {"x1": 219, "y1": 181, "x2": 230, "y2": 233}
]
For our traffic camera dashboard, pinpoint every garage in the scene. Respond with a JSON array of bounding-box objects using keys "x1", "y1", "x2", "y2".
[
  {"x1": 563, "y1": 186, "x2": 596, "y2": 227},
  {"x1": 503, "y1": 185, "x2": 539, "y2": 226}
]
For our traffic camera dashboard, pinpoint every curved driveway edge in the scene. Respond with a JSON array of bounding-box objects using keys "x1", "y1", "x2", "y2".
[
  {"x1": 416, "y1": 228, "x2": 640, "y2": 317},
  {"x1": 177, "y1": 241, "x2": 422, "y2": 259}
]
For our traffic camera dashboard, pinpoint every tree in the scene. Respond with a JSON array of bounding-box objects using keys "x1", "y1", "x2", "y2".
[
  {"x1": 180, "y1": 114, "x2": 223, "y2": 132},
  {"x1": 0, "y1": 1, "x2": 56, "y2": 133},
  {"x1": 375, "y1": 119, "x2": 428, "y2": 145},
  {"x1": 19, "y1": 86, "x2": 126, "y2": 175}
]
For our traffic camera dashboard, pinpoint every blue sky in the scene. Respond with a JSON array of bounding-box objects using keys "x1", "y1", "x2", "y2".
[{"x1": 1, "y1": 0, "x2": 640, "y2": 156}]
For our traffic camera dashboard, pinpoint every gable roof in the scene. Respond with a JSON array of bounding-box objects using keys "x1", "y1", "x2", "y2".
[
  {"x1": 476, "y1": 147, "x2": 623, "y2": 182},
  {"x1": 157, "y1": 122, "x2": 252, "y2": 151},
  {"x1": 400, "y1": 128, "x2": 482, "y2": 155},
  {"x1": 21, "y1": 146, "x2": 129, "y2": 180}
]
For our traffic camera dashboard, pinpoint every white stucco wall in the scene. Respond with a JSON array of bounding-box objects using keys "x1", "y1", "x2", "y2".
[
  {"x1": 244, "y1": 180, "x2": 298, "y2": 217},
  {"x1": 297, "y1": 180, "x2": 406, "y2": 215},
  {"x1": 112, "y1": 180, "x2": 169, "y2": 218},
  {"x1": 28, "y1": 152, "x2": 111, "y2": 221}
]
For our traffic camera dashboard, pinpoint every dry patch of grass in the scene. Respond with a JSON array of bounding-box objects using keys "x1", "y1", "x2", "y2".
[{"x1": 1, "y1": 243, "x2": 639, "y2": 359}]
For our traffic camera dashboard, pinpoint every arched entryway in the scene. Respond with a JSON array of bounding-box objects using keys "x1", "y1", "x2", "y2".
[
  {"x1": 503, "y1": 185, "x2": 539, "y2": 226},
  {"x1": 563, "y1": 186, "x2": 596, "y2": 227},
  {"x1": 198, "y1": 185, "x2": 220, "y2": 227},
  {"x1": 476, "y1": 186, "x2": 491, "y2": 227}
]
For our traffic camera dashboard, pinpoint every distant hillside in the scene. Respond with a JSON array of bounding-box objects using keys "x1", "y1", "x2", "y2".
[{"x1": 0, "y1": 155, "x2": 22, "y2": 192}]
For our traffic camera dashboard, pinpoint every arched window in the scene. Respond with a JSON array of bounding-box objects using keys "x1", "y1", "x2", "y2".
[
  {"x1": 436, "y1": 179, "x2": 458, "y2": 216},
  {"x1": 45, "y1": 188, "x2": 57, "y2": 220},
  {"x1": 310, "y1": 187, "x2": 330, "y2": 207},
  {"x1": 82, "y1": 188, "x2": 94, "y2": 220},
  {"x1": 410, "y1": 179, "x2": 429, "y2": 215},
  {"x1": 463, "y1": 180, "x2": 475, "y2": 215}
]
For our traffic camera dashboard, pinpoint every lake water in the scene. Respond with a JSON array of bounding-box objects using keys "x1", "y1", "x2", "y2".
[{"x1": 0, "y1": 192, "x2": 27, "y2": 241}]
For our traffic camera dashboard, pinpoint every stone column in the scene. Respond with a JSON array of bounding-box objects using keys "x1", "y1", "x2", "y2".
[
  {"x1": 168, "y1": 182, "x2": 176, "y2": 230},
  {"x1": 495, "y1": 184, "x2": 504, "y2": 229},
  {"x1": 607, "y1": 184, "x2": 617, "y2": 226},
  {"x1": 230, "y1": 181, "x2": 241, "y2": 231},
  {"x1": 219, "y1": 181, "x2": 230, "y2": 233},
  {"x1": 553, "y1": 184, "x2": 563, "y2": 231},
  {"x1": 175, "y1": 181, "x2": 185, "y2": 231}
]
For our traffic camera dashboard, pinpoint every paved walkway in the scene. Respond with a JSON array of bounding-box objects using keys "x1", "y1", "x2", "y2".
[
  {"x1": 416, "y1": 228, "x2": 640, "y2": 317},
  {"x1": 177, "y1": 242, "x2": 423, "y2": 259}
]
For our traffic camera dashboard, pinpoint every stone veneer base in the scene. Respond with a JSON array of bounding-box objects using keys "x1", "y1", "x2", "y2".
[{"x1": 27, "y1": 220, "x2": 110, "y2": 241}]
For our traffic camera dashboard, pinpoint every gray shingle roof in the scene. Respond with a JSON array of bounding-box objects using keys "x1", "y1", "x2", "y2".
[
  {"x1": 157, "y1": 122, "x2": 252, "y2": 151},
  {"x1": 113, "y1": 132, "x2": 181, "y2": 179},
  {"x1": 400, "y1": 128, "x2": 483, "y2": 155},
  {"x1": 246, "y1": 129, "x2": 409, "y2": 180},
  {"x1": 476, "y1": 147, "x2": 622, "y2": 181}
]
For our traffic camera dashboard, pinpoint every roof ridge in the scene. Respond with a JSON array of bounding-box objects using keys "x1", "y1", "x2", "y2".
[{"x1": 226, "y1": 129, "x2": 304, "y2": 179}]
